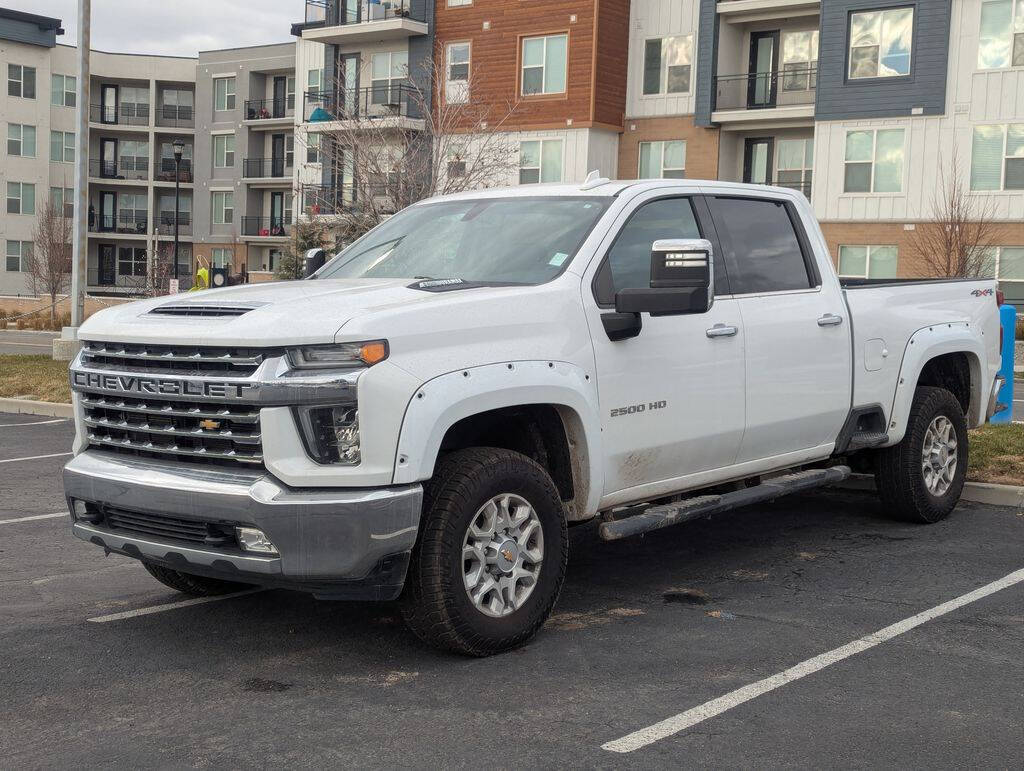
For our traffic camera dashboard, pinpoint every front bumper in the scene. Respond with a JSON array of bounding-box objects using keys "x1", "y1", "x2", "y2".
[{"x1": 63, "y1": 450, "x2": 423, "y2": 600}]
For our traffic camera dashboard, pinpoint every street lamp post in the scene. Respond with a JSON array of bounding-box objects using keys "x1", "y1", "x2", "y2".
[{"x1": 172, "y1": 138, "x2": 184, "y2": 287}]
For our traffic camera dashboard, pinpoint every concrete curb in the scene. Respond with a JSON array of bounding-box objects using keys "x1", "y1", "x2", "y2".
[
  {"x1": 0, "y1": 398, "x2": 73, "y2": 419},
  {"x1": 839, "y1": 474, "x2": 1024, "y2": 509}
]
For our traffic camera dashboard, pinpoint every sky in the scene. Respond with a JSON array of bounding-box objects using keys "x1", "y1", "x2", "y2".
[{"x1": 8, "y1": 0, "x2": 299, "y2": 57}]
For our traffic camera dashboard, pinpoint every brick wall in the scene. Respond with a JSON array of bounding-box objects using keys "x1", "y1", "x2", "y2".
[{"x1": 618, "y1": 116, "x2": 720, "y2": 180}]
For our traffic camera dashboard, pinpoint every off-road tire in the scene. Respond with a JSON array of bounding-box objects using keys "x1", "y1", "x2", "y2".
[
  {"x1": 875, "y1": 386, "x2": 968, "y2": 524},
  {"x1": 142, "y1": 562, "x2": 251, "y2": 596},
  {"x1": 400, "y1": 447, "x2": 569, "y2": 656}
]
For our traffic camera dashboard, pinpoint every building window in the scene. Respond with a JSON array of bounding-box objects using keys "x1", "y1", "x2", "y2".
[
  {"x1": 979, "y1": 0, "x2": 1024, "y2": 70},
  {"x1": 159, "y1": 194, "x2": 191, "y2": 229},
  {"x1": 782, "y1": 31, "x2": 819, "y2": 91},
  {"x1": 838, "y1": 245, "x2": 899, "y2": 279},
  {"x1": 981, "y1": 246, "x2": 1024, "y2": 280},
  {"x1": 163, "y1": 88, "x2": 194, "y2": 119},
  {"x1": 51, "y1": 74, "x2": 76, "y2": 107},
  {"x1": 519, "y1": 139, "x2": 563, "y2": 184},
  {"x1": 214, "y1": 77, "x2": 236, "y2": 111},
  {"x1": 118, "y1": 193, "x2": 147, "y2": 232},
  {"x1": 213, "y1": 191, "x2": 234, "y2": 224},
  {"x1": 521, "y1": 34, "x2": 568, "y2": 96},
  {"x1": 5, "y1": 240, "x2": 32, "y2": 272},
  {"x1": 120, "y1": 86, "x2": 150, "y2": 121},
  {"x1": 642, "y1": 36, "x2": 693, "y2": 95},
  {"x1": 307, "y1": 132, "x2": 321, "y2": 163},
  {"x1": 119, "y1": 140, "x2": 150, "y2": 174},
  {"x1": 371, "y1": 51, "x2": 408, "y2": 104},
  {"x1": 776, "y1": 138, "x2": 814, "y2": 196},
  {"x1": 307, "y1": 68, "x2": 323, "y2": 93},
  {"x1": 446, "y1": 42, "x2": 471, "y2": 104},
  {"x1": 844, "y1": 129, "x2": 904, "y2": 193},
  {"x1": 213, "y1": 134, "x2": 235, "y2": 168},
  {"x1": 211, "y1": 248, "x2": 233, "y2": 269},
  {"x1": 448, "y1": 0, "x2": 472, "y2": 6},
  {"x1": 287, "y1": 76, "x2": 296, "y2": 110},
  {"x1": 7, "y1": 123, "x2": 36, "y2": 157},
  {"x1": 638, "y1": 140, "x2": 686, "y2": 179},
  {"x1": 8, "y1": 64, "x2": 35, "y2": 99},
  {"x1": 7, "y1": 182, "x2": 35, "y2": 215},
  {"x1": 117, "y1": 246, "x2": 147, "y2": 277},
  {"x1": 848, "y1": 7, "x2": 914, "y2": 79},
  {"x1": 50, "y1": 187, "x2": 74, "y2": 218},
  {"x1": 50, "y1": 130, "x2": 75, "y2": 163},
  {"x1": 971, "y1": 124, "x2": 1024, "y2": 191}
]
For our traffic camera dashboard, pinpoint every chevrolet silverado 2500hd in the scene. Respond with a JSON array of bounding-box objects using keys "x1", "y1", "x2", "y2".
[{"x1": 64, "y1": 179, "x2": 1004, "y2": 656}]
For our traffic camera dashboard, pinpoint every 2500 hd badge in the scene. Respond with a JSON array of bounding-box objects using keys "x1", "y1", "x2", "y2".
[{"x1": 71, "y1": 371, "x2": 255, "y2": 399}]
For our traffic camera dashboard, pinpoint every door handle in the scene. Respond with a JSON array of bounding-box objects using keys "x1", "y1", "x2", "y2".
[
  {"x1": 706, "y1": 323, "x2": 739, "y2": 338},
  {"x1": 817, "y1": 313, "x2": 844, "y2": 327}
]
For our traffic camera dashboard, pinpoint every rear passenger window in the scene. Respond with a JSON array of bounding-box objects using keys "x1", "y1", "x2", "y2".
[
  {"x1": 596, "y1": 197, "x2": 723, "y2": 304},
  {"x1": 711, "y1": 197, "x2": 814, "y2": 295}
]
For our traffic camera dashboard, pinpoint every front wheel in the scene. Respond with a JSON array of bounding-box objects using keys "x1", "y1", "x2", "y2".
[
  {"x1": 400, "y1": 448, "x2": 568, "y2": 656},
  {"x1": 875, "y1": 386, "x2": 968, "y2": 523}
]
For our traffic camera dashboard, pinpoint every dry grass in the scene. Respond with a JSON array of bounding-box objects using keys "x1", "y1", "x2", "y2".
[
  {"x1": 0, "y1": 354, "x2": 71, "y2": 403},
  {"x1": 968, "y1": 423, "x2": 1024, "y2": 485}
]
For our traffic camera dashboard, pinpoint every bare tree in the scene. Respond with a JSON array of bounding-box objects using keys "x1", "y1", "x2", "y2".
[
  {"x1": 911, "y1": 150, "x2": 1004, "y2": 278},
  {"x1": 299, "y1": 45, "x2": 521, "y2": 244},
  {"x1": 27, "y1": 200, "x2": 73, "y2": 325}
]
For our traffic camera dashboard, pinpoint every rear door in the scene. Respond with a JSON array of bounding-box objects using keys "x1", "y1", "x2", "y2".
[{"x1": 706, "y1": 193, "x2": 850, "y2": 463}]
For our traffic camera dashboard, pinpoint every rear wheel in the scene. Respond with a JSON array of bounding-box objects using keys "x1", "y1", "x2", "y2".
[
  {"x1": 400, "y1": 447, "x2": 568, "y2": 656},
  {"x1": 875, "y1": 386, "x2": 968, "y2": 523},
  {"x1": 142, "y1": 562, "x2": 251, "y2": 596}
]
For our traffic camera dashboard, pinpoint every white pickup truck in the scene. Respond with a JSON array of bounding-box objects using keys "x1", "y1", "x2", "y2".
[{"x1": 64, "y1": 179, "x2": 1004, "y2": 656}]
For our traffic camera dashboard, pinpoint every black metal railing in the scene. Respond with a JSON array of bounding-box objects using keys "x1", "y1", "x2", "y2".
[
  {"x1": 304, "y1": 84, "x2": 420, "y2": 123},
  {"x1": 90, "y1": 103, "x2": 150, "y2": 126},
  {"x1": 300, "y1": 184, "x2": 358, "y2": 215},
  {"x1": 154, "y1": 158, "x2": 194, "y2": 183},
  {"x1": 304, "y1": 0, "x2": 425, "y2": 26},
  {"x1": 156, "y1": 104, "x2": 195, "y2": 128},
  {"x1": 156, "y1": 212, "x2": 193, "y2": 236},
  {"x1": 89, "y1": 158, "x2": 149, "y2": 181},
  {"x1": 713, "y1": 67, "x2": 817, "y2": 111},
  {"x1": 241, "y1": 217, "x2": 292, "y2": 237},
  {"x1": 242, "y1": 158, "x2": 292, "y2": 179},
  {"x1": 244, "y1": 97, "x2": 293, "y2": 121},
  {"x1": 91, "y1": 212, "x2": 148, "y2": 234}
]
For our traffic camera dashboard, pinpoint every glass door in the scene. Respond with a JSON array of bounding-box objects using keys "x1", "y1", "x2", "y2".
[
  {"x1": 337, "y1": 52, "x2": 359, "y2": 117},
  {"x1": 100, "y1": 84, "x2": 118, "y2": 123},
  {"x1": 747, "y1": 31, "x2": 779, "y2": 109},
  {"x1": 272, "y1": 76, "x2": 287, "y2": 117},
  {"x1": 100, "y1": 138, "x2": 117, "y2": 178},
  {"x1": 270, "y1": 191, "x2": 284, "y2": 236},
  {"x1": 98, "y1": 244, "x2": 116, "y2": 285},
  {"x1": 271, "y1": 134, "x2": 286, "y2": 177},
  {"x1": 743, "y1": 138, "x2": 774, "y2": 186},
  {"x1": 99, "y1": 191, "x2": 116, "y2": 231}
]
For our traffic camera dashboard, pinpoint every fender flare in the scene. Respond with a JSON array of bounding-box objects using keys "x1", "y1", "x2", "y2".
[
  {"x1": 886, "y1": 322, "x2": 986, "y2": 445},
  {"x1": 391, "y1": 360, "x2": 604, "y2": 519}
]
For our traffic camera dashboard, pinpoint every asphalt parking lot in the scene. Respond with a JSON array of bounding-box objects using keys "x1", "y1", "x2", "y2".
[{"x1": 2, "y1": 412, "x2": 1023, "y2": 767}]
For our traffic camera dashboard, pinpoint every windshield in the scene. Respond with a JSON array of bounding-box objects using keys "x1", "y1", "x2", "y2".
[{"x1": 316, "y1": 196, "x2": 611, "y2": 285}]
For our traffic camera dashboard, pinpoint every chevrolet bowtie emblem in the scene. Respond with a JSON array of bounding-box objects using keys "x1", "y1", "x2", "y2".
[
  {"x1": 198, "y1": 419, "x2": 221, "y2": 430},
  {"x1": 500, "y1": 547, "x2": 515, "y2": 562}
]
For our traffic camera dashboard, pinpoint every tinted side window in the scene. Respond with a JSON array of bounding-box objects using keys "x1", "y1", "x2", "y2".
[
  {"x1": 711, "y1": 197, "x2": 813, "y2": 295},
  {"x1": 595, "y1": 197, "x2": 704, "y2": 304}
]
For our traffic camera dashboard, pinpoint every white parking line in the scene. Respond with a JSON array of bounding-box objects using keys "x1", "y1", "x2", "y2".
[
  {"x1": 87, "y1": 588, "x2": 264, "y2": 623},
  {"x1": 0, "y1": 419, "x2": 67, "y2": 428},
  {"x1": 0, "y1": 512, "x2": 65, "y2": 525},
  {"x1": 602, "y1": 567, "x2": 1024, "y2": 754},
  {"x1": 0, "y1": 341, "x2": 54, "y2": 348},
  {"x1": 0, "y1": 452, "x2": 72, "y2": 465}
]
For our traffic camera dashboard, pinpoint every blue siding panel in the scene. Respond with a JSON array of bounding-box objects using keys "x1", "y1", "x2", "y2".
[{"x1": 0, "y1": 17, "x2": 59, "y2": 47}]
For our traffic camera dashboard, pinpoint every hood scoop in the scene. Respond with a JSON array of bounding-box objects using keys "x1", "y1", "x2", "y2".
[{"x1": 148, "y1": 302, "x2": 264, "y2": 318}]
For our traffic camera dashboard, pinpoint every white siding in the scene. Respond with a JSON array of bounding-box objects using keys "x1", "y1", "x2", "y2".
[{"x1": 625, "y1": 0, "x2": 701, "y2": 119}]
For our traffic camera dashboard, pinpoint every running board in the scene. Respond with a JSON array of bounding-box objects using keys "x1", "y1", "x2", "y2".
[{"x1": 598, "y1": 466, "x2": 852, "y2": 542}]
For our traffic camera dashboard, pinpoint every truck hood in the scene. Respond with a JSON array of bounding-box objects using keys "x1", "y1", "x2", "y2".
[{"x1": 78, "y1": 279, "x2": 460, "y2": 346}]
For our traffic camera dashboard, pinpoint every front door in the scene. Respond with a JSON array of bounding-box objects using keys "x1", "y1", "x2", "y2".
[
  {"x1": 271, "y1": 134, "x2": 286, "y2": 177},
  {"x1": 98, "y1": 244, "x2": 116, "y2": 285},
  {"x1": 99, "y1": 139, "x2": 117, "y2": 178},
  {"x1": 706, "y1": 194, "x2": 851, "y2": 463},
  {"x1": 100, "y1": 84, "x2": 118, "y2": 123},
  {"x1": 743, "y1": 138, "x2": 774, "y2": 185},
  {"x1": 337, "y1": 53, "x2": 359, "y2": 116},
  {"x1": 272, "y1": 76, "x2": 287, "y2": 117},
  {"x1": 747, "y1": 31, "x2": 779, "y2": 109},
  {"x1": 270, "y1": 192, "x2": 284, "y2": 235},
  {"x1": 586, "y1": 192, "x2": 746, "y2": 503},
  {"x1": 99, "y1": 191, "x2": 115, "y2": 231}
]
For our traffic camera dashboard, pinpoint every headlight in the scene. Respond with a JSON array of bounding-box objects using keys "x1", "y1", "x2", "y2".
[
  {"x1": 288, "y1": 340, "x2": 388, "y2": 370},
  {"x1": 295, "y1": 405, "x2": 360, "y2": 465}
]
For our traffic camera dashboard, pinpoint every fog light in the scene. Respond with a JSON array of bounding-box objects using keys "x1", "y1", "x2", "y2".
[
  {"x1": 235, "y1": 527, "x2": 279, "y2": 555},
  {"x1": 295, "y1": 405, "x2": 360, "y2": 465}
]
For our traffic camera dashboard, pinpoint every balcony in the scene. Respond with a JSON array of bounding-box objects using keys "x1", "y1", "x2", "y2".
[
  {"x1": 300, "y1": 184, "x2": 359, "y2": 216},
  {"x1": 241, "y1": 217, "x2": 291, "y2": 239},
  {"x1": 91, "y1": 212, "x2": 148, "y2": 235},
  {"x1": 156, "y1": 212, "x2": 193, "y2": 236},
  {"x1": 300, "y1": 0, "x2": 427, "y2": 44},
  {"x1": 155, "y1": 104, "x2": 195, "y2": 129},
  {"x1": 244, "y1": 97, "x2": 295, "y2": 127},
  {"x1": 89, "y1": 159, "x2": 148, "y2": 181},
  {"x1": 712, "y1": 68, "x2": 816, "y2": 125},
  {"x1": 154, "y1": 158, "x2": 194, "y2": 184},
  {"x1": 304, "y1": 84, "x2": 423, "y2": 128},
  {"x1": 242, "y1": 158, "x2": 293, "y2": 181},
  {"x1": 89, "y1": 103, "x2": 149, "y2": 128}
]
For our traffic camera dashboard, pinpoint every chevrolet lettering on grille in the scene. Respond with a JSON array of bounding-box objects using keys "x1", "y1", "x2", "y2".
[{"x1": 72, "y1": 371, "x2": 256, "y2": 399}]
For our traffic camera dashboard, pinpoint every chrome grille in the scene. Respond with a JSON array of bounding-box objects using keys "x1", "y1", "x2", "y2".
[
  {"x1": 80, "y1": 341, "x2": 278, "y2": 377},
  {"x1": 81, "y1": 392, "x2": 263, "y2": 467}
]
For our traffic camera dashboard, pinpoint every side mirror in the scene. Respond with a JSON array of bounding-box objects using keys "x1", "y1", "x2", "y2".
[
  {"x1": 614, "y1": 238, "x2": 714, "y2": 316},
  {"x1": 304, "y1": 247, "x2": 327, "y2": 279}
]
